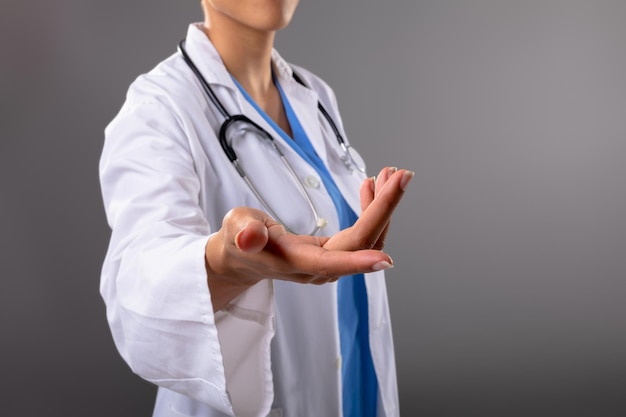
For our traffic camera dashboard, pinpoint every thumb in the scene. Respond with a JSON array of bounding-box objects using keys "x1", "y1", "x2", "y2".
[
  {"x1": 235, "y1": 219, "x2": 269, "y2": 253},
  {"x1": 223, "y1": 207, "x2": 273, "y2": 254}
]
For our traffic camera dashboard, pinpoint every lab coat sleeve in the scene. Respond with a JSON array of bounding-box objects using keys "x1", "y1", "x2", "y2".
[{"x1": 99, "y1": 99, "x2": 275, "y2": 417}]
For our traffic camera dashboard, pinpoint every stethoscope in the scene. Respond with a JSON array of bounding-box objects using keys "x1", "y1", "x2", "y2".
[{"x1": 178, "y1": 40, "x2": 366, "y2": 235}]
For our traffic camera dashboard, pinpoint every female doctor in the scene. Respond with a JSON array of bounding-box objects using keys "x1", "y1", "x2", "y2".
[{"x1": 99, "y1": 0, "x2": 413, "y2": 416}]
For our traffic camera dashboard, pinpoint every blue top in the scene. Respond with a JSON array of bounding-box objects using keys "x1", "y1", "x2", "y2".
[{"x1": 232, "y1": 74, "x2": 378, "y2": 417}]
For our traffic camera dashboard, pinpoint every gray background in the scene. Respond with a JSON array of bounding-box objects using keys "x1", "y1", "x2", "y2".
[{"x1": 1, "y1": 1, "x2": 625, "y2": 416}]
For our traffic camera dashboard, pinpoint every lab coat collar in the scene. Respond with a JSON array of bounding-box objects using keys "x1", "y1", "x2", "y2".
[
  {"x1": 183, "y1": 23, "x2": 234, "y2": 89},
  {"x1": 270, "y1": 49, "x2": 318, "y2": 103}
]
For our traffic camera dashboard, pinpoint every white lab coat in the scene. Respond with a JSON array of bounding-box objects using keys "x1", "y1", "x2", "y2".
[{"x1": 99, "y1": 23, "x2": 399, "y2": 417}]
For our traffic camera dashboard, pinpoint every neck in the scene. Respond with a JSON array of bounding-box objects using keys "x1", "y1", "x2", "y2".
[
  {"x1": 203, "y1": 19, "x2": 275, "y2": 102},
  {"x1": 201, "y1": 11, "x2": 292, "y2": 138}
]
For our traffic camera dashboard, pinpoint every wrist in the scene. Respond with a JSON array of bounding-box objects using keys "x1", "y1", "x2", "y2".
[{"x1": 204, "y1": 232, "x2": 254, "y2": 311}]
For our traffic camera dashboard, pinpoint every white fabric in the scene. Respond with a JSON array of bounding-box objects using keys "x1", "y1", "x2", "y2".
[{"x1": 99, "y1": 23, "x2": 399, "y2": 417}]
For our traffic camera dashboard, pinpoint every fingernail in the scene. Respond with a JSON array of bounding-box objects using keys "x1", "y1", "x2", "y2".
[
  {"x1": 372, "y1": 260, "x2": 394, "y2": 271},
  {"x1": 388, "y1": 167, "x2": 398, "y2": 174},
  {"x1": 369, "y1": 176, "x2": 376, "y2": 193},
  {"x1": 401, "y1": 171, "x2": 415, "y2": 191}
]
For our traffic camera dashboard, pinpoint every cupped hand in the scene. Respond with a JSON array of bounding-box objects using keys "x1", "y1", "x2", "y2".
[{"x1": 205, "y1": 166, "x2": 413, "y2": 311}]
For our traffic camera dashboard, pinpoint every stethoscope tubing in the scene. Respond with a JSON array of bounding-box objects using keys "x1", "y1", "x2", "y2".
[
  {"x1": 177, "y1": 39, "x2": 364, "y2": 235},
  {"x1": 178, "y1": 40, "x2": 229, "y2": 118},
  {"x1": 178, "y1": 40, "x2": 365, "y2": 172}
]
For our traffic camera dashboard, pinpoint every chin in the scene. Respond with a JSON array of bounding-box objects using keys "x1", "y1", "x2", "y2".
[{"x1": 249, "y1": 4, "x2": 296, "y2": 31}]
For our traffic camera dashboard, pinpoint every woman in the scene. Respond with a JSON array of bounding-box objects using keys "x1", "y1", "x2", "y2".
[{"x1": 99, "y1": 1, "x2": 413, "y2": 416}]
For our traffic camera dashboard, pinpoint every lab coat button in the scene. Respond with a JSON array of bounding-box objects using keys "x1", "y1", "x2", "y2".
[
  {"x1": 316, "y1": 217, "x2": 328, "y2": 228},
  {"x1": 304, "y1": 175, "x2": 320, "y2": 189}
]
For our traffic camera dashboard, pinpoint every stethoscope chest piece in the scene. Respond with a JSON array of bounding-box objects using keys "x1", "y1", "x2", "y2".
[{"x1": 340, "y1": 143, "x2": 366, "y2": 174}]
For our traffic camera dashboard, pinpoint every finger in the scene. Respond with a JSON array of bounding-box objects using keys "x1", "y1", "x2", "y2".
[
  {"x1": 360, "y1": 176, "x2": 375, "y2": 212},
  {"x1": 360, "y1": 166, "x2": 395, "y2": 216},
  {"x1": 351, "y1": 169, "x2": 414, "y2": 247},
  {"x1": 375, "y1": 166, "x2": 396, "y2": 198},
  {"x1": 279, "y1": 242, "x2": 395, "y2": 280},
  {"x1": 324, "y1": 169, "x2": 413, "y2": 252},
  {"x1": 315, "y1": 248, "x2": 395, "y2": 276},
  {"x1": 368, "y1": 167, "x2": 396, "y2": 248},
  {"x1": 372, "y1": 222, "x2": 390, "y2": 251},
  {"x1": 262, "y1": 228, "x2": 395, "y2": 277}
]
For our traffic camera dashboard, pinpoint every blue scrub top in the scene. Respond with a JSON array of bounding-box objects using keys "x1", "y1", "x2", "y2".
[{"x1": 232, "y1": 74, "x2": 378, "y2": 417}]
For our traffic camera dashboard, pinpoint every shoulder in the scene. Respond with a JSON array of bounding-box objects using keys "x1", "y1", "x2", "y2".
[
  {"x1": 123, "y1": 53, "x2": 204, "y2": 112},
  {"x1": 105, "y1": 52, "x2": 210, "y2": 134}
]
